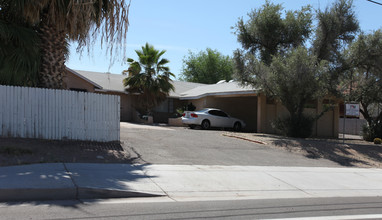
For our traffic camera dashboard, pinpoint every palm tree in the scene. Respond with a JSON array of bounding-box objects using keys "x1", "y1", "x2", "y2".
[
  {"x1": 1, "y1": 0, "x2": 130, "y2": 89},
  {"x1": 123, "y1": 43, "x2": 175, "y2": 116},
  {"x1": 0, "y1": 20, "x2": 40, "y2": 86}
]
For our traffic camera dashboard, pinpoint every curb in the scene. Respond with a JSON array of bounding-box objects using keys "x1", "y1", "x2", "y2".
[
  {"x1": 78, "y1": 188, "x2": 165, "y2": 199},
  {"x1": 222, "y1": 134, "x2": 267, "y2": 145},
  {"x1": 0, "y1": 188, "x2": 76, "y2": 202}
]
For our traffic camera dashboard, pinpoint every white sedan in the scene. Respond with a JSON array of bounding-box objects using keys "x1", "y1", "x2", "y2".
[{"x1": 181, "y1": 108, "x2": 246, "y2": 131}]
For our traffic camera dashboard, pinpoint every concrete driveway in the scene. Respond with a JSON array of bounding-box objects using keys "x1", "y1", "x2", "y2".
[{"x1": 120, "y1": 122, "x2": 340, "y2": 167}]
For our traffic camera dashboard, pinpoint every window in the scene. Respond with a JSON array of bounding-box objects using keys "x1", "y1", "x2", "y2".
[
  {"x1": 216, "y1": 110, "x2": 228, "y2": 117},
  {"x1": 208, "y1": 110, "x2": 219, "y2": 116},
  {"x1": 209, "y1": 110, "x2": 228, "y2": 117}
]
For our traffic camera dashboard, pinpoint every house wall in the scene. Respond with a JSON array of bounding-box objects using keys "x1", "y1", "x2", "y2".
[
  {"x1": 64, "y1": 71, "x2": 95, "y2": 92},
  {"x1": 258, "y1": 94, "x2": 339, "y2": 138}
]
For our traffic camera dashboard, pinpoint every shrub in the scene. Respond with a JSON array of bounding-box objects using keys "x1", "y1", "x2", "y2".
[
  {"x1": 186, "y1": 102, "x2": 196, "y2": 111},
  {"x1": 374, "y1": 138, "x2": 382, "y2": 144},
  {"x1": 272, "y1": 114, "x2": 315, "y2": 138},
  {"x1": 362, "y1": 123, "x2": 382, "y2": 142}
]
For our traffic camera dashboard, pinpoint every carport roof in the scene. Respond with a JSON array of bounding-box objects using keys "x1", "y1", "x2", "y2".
[
  {"x1": 179, "y1": 81, "x2": 258, "y2": 100},
  {"x1": 68, "y1": 69, "x2": 205, "y2": 97}
]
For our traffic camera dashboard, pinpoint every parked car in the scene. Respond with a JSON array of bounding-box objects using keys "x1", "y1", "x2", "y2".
[{"x1": 182, "y1": 108, "x2": 246, "y2": 131}]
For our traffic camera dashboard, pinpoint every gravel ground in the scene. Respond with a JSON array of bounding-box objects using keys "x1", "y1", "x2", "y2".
[
  {"x1": 0, "y1": 138, "x2": 135, "y2": 167},
  {"x1": 223, "y1": 132, "x2": 382, "y2": 168}
]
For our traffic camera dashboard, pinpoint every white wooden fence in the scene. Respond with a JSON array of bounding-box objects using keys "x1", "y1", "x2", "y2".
[{"x1": 0, "y1": 85, "x2": 120, "y2": 142}]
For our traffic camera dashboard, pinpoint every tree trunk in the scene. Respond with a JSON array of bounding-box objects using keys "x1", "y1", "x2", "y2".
[{"x1": 38, "y1": 18, "x2": 67, "y2": 89}]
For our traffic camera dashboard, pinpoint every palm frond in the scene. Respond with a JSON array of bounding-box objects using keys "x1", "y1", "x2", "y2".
[
  {"x1": 0, "y1": 19, "x2": 40, "y2": 86},
  {"x1": 122, "y1": 43, "x2": 174, "y2": 114}
]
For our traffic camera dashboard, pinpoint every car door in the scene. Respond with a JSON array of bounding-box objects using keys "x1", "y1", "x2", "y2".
[
  {"x1": 207, "y1": 110, "x2": 223, "y2": 127},
  {"x1": 215, "y1": 110, "x2": 232, "y2": 127},
  {"x1": 208, "y1": 110, "x2": 230, "y2": 128}
]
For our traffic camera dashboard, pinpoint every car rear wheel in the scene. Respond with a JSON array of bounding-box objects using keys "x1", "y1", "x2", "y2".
[
  {"x1": 201, "y1": 120, "x2": 210, "y2": 130},
  {"x1": 233, "y1": 122, "x2": 242, "y2": 132}
]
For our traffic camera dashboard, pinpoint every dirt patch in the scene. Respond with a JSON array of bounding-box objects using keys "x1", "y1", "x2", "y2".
[
  {"x1": 0, "y1": 138, "x2": 137, "y2": 167},
  {"x1": 224, "y1": 132, "x2": 382, "y2": 168}
]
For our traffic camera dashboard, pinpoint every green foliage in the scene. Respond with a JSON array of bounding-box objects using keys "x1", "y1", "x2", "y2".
[
  {"x1": 268, "y1": 47, "x2": 329, "y2": 111},
  {"x1": 233, "y1": 0, "x2": 313, "y2": 65},
  {"x1": 374, "y1": 138, "x2": 382, "y2": 145},
  {"x1": 313, "y1": 0, "x2": 359, "y2": 62},
  {"x1": 234, "y1": 0, "x2": 359, "y2": 138},
  {"x1": 123, "y1": 43, "x2": 175, "y2": 115},
  {"x1": 0, "y1": 0, "x2": 130, "y2": 88},
  {"x1": 235, "y1": 47, "x2": 328, "y2": 138},
  {"x1": 186, "y1": 102, "x2": 196, "y2": 111},
  {"x1": 0, "y1": 18, "x2": 40, "y2": 86},
  {"x1": 272, "y1": 114, "x2": 315, "y2": 138},
  {"x1": 362, "y1": 123, "x2": 382, "y2": 142},
  {"x1": 345, "y1": 30, "x2": 382, "y2": 141},
  {"x1": 313, "y1": 0, "x2": 359, "y2": 95},
  {"x1": 180, "y1": 48, "x2": 234, "y2": 84}
]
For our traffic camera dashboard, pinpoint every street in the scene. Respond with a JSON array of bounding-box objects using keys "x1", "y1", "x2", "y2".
[{"x1": 2, "y1": 197, "x2": 382, "y2": 220}]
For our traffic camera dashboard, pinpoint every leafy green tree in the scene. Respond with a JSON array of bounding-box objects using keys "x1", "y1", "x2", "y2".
[
  {"x1": 233, "y1": 0, "x2": 359, "y2": 137},
  {"x1": 236, "y1": 47, "x2": 328, "y2": 137},
  {"x1": 123, "y1": 43, "x2": 175, "y2": 115},
  {"x1": 345, "y1": 30, "x2": 382, "y2": 140},
  {"x1": 0, "y1": 0, "x2": 130, "y2": 89},
  {"x1": 313, "y1": 0, "x2": 359, "y2": 94},
  {"x1": 234, "y1": 0, "x2": 313, "y2": 65},
  {"x1": 180, "y1": 48, "x2": 234, "y2": 84}
]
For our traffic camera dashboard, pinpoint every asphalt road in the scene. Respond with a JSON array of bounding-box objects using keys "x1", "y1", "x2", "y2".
[
  {"x1": 2, "y1": 197, "x2": 382, "y2": 220},
  {"x1": 120, "y1": 123, "x2": 340, "y2": 167}
]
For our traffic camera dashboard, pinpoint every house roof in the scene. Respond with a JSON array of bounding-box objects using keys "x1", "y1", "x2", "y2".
[
  {"x1": 70, "y1": 69, "x2": 205, "y2": 98},
  {"x1": 72, "y1": 69, "x2": 127, "y2": 93},
  {"x1": 67, "y1": 69, "x2": 257, "y2": 99},
  {"x1": 179, "y1": 81, "x2": 257, "y2": 100}
]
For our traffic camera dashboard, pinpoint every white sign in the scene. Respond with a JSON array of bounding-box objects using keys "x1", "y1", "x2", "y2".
[{"x1": 346, "y1": 103, "x2": 360, "y2": 117}]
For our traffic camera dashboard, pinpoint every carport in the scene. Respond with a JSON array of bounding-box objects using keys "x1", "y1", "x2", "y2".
[
  {"x1": 179, "y1": 81, "x2": 258, "y2": 132},
  {"x1": 179, "y1": 81, "x2": 339, "y2": 137}
]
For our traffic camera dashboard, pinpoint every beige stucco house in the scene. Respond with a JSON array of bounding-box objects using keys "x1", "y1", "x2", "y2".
[{"x1": 64, "y1": 68, "x2": 339, "y2": 138}]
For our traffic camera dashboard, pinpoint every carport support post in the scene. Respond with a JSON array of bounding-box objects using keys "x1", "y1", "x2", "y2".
[{"x1": 257, "y1": 94, "x2": 267, "y2": 133}]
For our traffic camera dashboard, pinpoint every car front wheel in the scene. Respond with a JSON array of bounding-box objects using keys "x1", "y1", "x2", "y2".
[
  {"x1": 233, "y1": 122, "x2": 242, "y2": 132},
  {"x1": 201, "y1": 120, "x2": 210, "y2": 130}
]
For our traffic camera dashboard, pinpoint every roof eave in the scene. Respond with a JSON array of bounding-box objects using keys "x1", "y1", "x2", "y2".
[{"x1": 179, "y1": 90, "x2": 258, "y2": 100}]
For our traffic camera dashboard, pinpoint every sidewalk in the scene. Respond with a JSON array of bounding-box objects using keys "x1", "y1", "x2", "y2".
[{"x1": 1, "y1": 163, "x2": 382, "y2": 202}]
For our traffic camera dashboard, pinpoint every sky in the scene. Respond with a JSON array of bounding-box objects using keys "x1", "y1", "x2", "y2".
[{"x1": 66, "y1": 0, "x2": 382, "y2": 79}]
